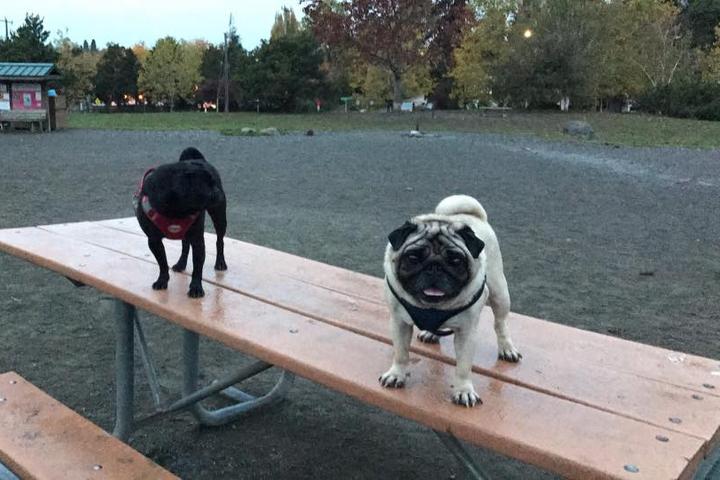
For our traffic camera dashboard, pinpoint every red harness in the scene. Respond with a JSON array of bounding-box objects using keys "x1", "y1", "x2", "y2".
[{"x1": 134, "y1": 168, "x2": 200, "y2": 240}]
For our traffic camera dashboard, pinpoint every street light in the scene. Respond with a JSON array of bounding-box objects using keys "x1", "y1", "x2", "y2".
[{"x1": 523, "y1": 28, "x2": 533, "y2": 39}]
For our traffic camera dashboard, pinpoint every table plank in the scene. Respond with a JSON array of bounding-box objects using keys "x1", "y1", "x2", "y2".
[
  {"x1": 0, "y1": 372, "x2": 177, "y2": 480},
  {"x1": 0, "y1": 225, "x2": 707, "y2": 480},
  {"x1": 43, "y1": 221, "x2": 720, "y2": 448},
  {"x1": 98, "y1": 217, "x2": 720, "y2": 397}
]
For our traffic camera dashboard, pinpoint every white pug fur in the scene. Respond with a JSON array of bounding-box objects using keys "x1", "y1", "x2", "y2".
[{"x1": 380, "y1": 195, "x2": 521, "y2": 407}]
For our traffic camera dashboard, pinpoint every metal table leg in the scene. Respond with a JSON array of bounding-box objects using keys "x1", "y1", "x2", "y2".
[
  {"x1": 111, "y1": 299, "x2": 135, "y2": 441},
  {"x1": 182, "y1": 329, "x2": 295, "y2": 426},
  {"x1": 434, "y1": 430, "x2": 491, "y2": 480}
]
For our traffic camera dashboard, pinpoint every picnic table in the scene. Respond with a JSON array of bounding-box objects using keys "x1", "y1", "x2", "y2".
[{"x1": 0, "y1": 218, "x2": 719, "y2": 479}]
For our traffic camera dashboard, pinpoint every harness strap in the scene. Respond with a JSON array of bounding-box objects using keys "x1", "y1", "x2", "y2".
[{"x1": 387, "y1": 276, "x2": 487, "y2": 337}]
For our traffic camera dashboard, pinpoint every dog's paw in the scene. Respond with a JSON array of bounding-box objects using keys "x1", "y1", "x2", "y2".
[
  {"x1": 451, "y1": 381, "x2": 482, "y2": 407},
  {"x1": 152, "y1": 278, "x2": 168, "y2": 290},
  {"x1": 188, "y1": 284, "x2": 205, "y2": 298},
  {"x1": 497, "y1": 339, "x2": 522, "y2": 363},
  {"x1": 214, "y1": 257, "x2": 227, "y2": 271},
  {"x1": 379, "y1": 366, "x2": 409, "y2": 389},
  {"x1": 417, "y1": 330, "x2": 440, "y2": 344},
  {"x1": 171, "y1": 262, "x2": 186, "y2": 272}
]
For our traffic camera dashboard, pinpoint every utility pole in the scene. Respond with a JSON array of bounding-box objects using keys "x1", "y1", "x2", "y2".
[{"x1": 1, "y1": 17, "x2": 13, "y2": 41}]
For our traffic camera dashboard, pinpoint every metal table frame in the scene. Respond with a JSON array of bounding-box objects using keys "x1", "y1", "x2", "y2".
[{"x1": 104, "y1": 296, "x2": 495, "y2": 479}]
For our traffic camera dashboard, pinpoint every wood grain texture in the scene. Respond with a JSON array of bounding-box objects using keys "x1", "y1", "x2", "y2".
[
  {"x1": 0, "y1": 372, "x2": 178, "y2": 480},
  {"x1": 0, "y1": 224, "x2": 711, "y2": 480}
]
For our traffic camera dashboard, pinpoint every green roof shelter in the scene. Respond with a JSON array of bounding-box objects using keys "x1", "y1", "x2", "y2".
[{"x1": 0, "y1": 62, "x2": 65, "y2": 132}]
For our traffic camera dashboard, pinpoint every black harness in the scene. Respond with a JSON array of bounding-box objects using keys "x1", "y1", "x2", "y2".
[{"x1": 387, "y1": 276, "x2": 487, "y2": 337}]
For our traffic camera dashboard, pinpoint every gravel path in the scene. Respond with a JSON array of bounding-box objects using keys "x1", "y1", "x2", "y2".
[{"x1": 1, "y1": 129, "x2": 718, "y2": 479}]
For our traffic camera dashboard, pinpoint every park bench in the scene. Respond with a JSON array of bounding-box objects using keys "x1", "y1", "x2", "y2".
[
  {"x1": 0, "y1": 371, "x2": 177, "y2": 480},
  {"x1": 0, "y1": 218, "x2": 719, "y2": 479},
  {"x1": 0, "y1": 110, "x2": 47, "y2": 133}
]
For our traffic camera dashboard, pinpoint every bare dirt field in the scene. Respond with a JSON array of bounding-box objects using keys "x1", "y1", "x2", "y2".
[{"x1": 1, "y1": 129, "x2": 718, "y2": 479}]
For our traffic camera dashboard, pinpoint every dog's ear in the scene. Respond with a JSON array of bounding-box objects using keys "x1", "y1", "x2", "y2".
[
  {"x1": 179, "y1": 147, "x2": 205, "y2": 161},
  {"x1": 388, "y1": 221, "x2": 418, "y2": 251},
  {"x1": 456, "y1": 225, "x2": 484, "y2": 258}
]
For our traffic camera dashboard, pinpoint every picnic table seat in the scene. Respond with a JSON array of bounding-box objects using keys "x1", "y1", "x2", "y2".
[
  {"x1": 0, "y1": 371, "x2": 177, "y2": 480},
  {"x1": 0, "y1": 218, "x2": 719, "y2": 480}
]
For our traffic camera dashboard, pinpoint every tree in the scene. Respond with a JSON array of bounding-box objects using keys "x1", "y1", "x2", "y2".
[
  {"x1": 703, "y1": 26, "x2": 720, "y2": 82},
  {"x1": 241, "y1": 31, "x2": 326, "y2": 111},
  {"x1": 94, "y1": 44, "x2": 140, "y2": 105},
  {"x1": 198, "y1": 35, "x2": 248, "y2": 109},
  {"x1": 0, "y1": 14, "x2": 57, "y2": 62},
  {"x1": 304, "y1": 0, "x2": 436, "y2": 107},
  {"x1": 139, "y1": 37, "x2": 204, "y2": 111},
  {"x1": 90, "y1": 39, "x2": 97, "y2": 53},
  {"x1": 425, "y1": 0, "x2": 476, "y2": 108},
  {"x1": 450, "y1": 6, "x2": 508, "y2": 106},
  {"x1": 620, "y1": 0, "x2": 690, "y2": 90},
  {"x1": 55, "y1": 36, "x2": 101, "y2": 107},
  {"x1": 271, "y1": 7, "x2": 302, "y2": 40},
  {"x1": 681, "y1": 0, "x2": 720, "y2": 49}
]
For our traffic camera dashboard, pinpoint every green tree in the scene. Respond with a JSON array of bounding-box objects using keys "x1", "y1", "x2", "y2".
[
  {"x1": 139, "y1": 37, "x2": 204, "y2": 111},
  {"x1": 0, "y1": 14, "x2": 57, "y2": 62},
  {"x1": 271, "y1": 7, "x2": 302, "y2": 40},
  {"x1": 681, "y1": 0, "x2": 720, "y2": 49},
  {"x1": 55, "y1": 36, "x2": 101, "y2": 107},
  {"x1": 94, "y1": 44, "x2": 139, "y2": 105},
  {"x1": 241, "y1": 31, "x2": 326, "y2": 111},
  {"x1": 198, "y1": 33, "x2": 248, "y2": 109},
  {"x1": 450, "y1": 7, "x2": 508, "y2": 106},
  {"x1": 702, "y1": 26, "x2": 720, "y2": 82}
]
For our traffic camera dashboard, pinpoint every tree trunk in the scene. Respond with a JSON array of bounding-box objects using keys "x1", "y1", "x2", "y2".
[{"x1": 392, "y1": 71, "x2": 402, "y2": 110}]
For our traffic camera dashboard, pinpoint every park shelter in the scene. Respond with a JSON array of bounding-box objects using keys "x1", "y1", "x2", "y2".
[{"x1": 0, "y1": 62, "x2": 66, "y2": 131}]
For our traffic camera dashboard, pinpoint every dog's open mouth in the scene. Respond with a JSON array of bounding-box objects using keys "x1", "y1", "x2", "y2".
[{"x1": 422, "y1": 287, "x2": 447, "y2": 302}]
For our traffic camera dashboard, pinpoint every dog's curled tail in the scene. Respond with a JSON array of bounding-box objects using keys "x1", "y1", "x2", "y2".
[
  {"x1": 179, "y1": 147, "x2": 205, "y2": 161},
  {"x1": 435, "y1": 195, "x2": 487, "y2": 221}
]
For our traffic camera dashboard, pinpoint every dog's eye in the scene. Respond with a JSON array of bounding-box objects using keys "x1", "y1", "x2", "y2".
[
  {"x1": 447, "y1": 253, "x2": 464, "y2": 266},
  {"x1": 405, "y1": 250, "x2": 424, "y2": 264}
]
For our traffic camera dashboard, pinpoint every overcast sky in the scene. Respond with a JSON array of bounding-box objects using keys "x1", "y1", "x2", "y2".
[{"x1": 2, "y1": 1, "x2": 306, "y2": 49}]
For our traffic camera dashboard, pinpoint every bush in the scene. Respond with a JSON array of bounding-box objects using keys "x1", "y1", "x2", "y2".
[{"x1": 637, "y1": 80, "x2": 720, "y2": 121}]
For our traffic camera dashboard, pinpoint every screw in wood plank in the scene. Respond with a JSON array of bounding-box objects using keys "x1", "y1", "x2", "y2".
[
  {"x1": 655, "y1": 435, "x2": 669, "y2": 442},
  {"x1": 92, "y1": 464, "x2": 103, "y2": 471},
  {"x1": 8, "y1": 380, "x2": 16, "y2": 385},
  {"x1": 624, "y1": 465, "x2": 639, "y2": 473},
  {"x1": 289, "y1": 328, "x2": 299, "y2": 334},
  {"x1": 669, "y1": 417, "x2": 682, "y2": 424},
  {"x1": 703, "y1": 383, "x2": 716, "y2": 389},
  {"x1": 0, "y1": 398, "x2": 5, "y2": 403},
  {"x1": 692, "y1": 394, "x2": 703, "y2": 400}
]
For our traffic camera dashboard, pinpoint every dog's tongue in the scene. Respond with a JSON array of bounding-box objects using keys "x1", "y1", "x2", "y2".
[{"x1": 423, "y1": 288, "x2": 446, "y2": 297}]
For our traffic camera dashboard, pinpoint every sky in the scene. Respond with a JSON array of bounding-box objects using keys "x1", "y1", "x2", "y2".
[{"x1": 2, "y1": 1, "x2": 306, "y2": 49}]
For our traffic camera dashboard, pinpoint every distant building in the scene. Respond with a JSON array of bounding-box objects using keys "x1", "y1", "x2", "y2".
[{"x1": 0, "y1": 62, "x2": 65, "y2": 131}]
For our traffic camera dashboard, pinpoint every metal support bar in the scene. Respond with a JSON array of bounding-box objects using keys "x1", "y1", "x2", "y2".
[
  {"x1": 111, "y1": 299, "x2": 135, "y2": 441},
  {"x1": 434, "y1": 430, "x2": 490, "y2": 480},
  {"x1": 133, "y1": 314, "x2": 163, "y2": 409},
  {"x1": 183, "y1": 329, "x2": 295, "y2": 426},
  {"x1": 135, "y1": 359, "x2": 273, "y2": 428},
  {"x1": 0, "y1": 462, "x2": 19, "y2": 480},
  {"x1": 694, "y1": 445, "x2": 720, "y2": 480}
]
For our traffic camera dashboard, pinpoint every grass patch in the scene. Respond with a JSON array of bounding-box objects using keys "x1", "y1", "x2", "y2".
[{"x1": 68, "y1": 110, "x2": 720, "y2": 148}]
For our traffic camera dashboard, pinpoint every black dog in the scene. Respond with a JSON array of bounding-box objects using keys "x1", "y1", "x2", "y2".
[{"x1": 134, "y1": 147, "x2": 227, "y2": 298}]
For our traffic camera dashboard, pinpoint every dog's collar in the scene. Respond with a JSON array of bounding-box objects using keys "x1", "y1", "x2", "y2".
[
  {"x1": 386, "y1": 276, "x2": 487, "y2": 337},
  {"x1": 133, "y1": 168, "x2": 201, "y2": 240}
]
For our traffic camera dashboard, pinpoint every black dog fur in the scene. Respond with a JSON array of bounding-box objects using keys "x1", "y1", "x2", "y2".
[{"x1": 135, "y1": 147, "x2": 227, "y2": 298}]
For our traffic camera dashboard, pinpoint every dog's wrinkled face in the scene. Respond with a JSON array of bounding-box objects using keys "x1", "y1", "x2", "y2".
[{"x1": 388, "y1": 220, "x2": 484, "y2": 305}]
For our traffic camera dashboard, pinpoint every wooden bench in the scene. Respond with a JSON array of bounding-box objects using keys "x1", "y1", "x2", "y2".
[
  {"x1": 0, "y1": 371, "x2": 177, "y2": 480},
  {"x1": 0, "y1": 110, "x2": 47, "y2": 132},
  {"x1": 0, "y1": 218, "x2": 719, "y2": 479}
]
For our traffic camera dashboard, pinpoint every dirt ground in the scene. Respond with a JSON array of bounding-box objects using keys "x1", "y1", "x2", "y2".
[{"x1": 1, "y1": 129, "x2": 719, "y2": 479}]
